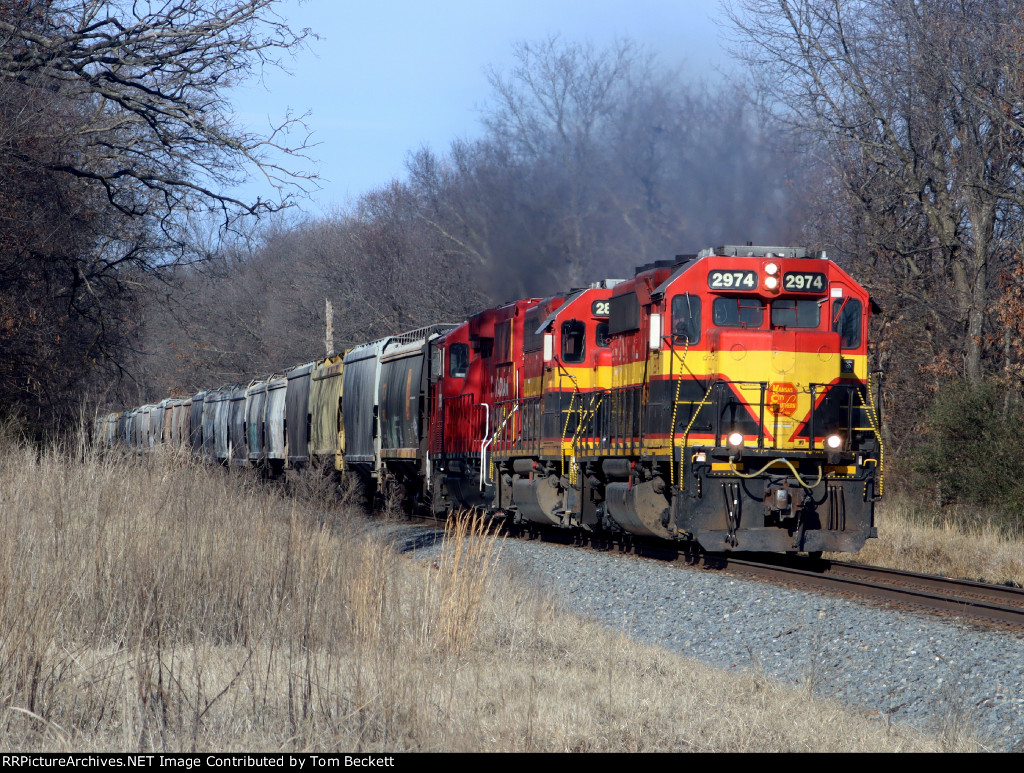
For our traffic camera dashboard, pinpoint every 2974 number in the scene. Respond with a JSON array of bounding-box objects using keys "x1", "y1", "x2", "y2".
[
  {"x1": 782, "y1": 272, "x2": 826, "y2": 292},
  {"x1": 708, "y1": 270, "x2": 757, "y2": 290}
]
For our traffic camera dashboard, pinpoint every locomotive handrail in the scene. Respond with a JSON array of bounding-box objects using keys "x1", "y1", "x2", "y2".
[
  {"x1": 559, "y1": 377, "x2": 580, "y2": 483},
  {"x1": 477, "y1": 402, "x2": 489, "y2": 491},
  {"x1": 676, "y1": 380, "x2": 717, "y2": 489},
  {"x1": 513, "y1": 395, "x2": 543, "y2": 454},
  {"x1": 709, "y1": 380, "x2": 768, "y2": 449},
  {"x1": 669, "y1": 340, "x2": 691, "y2": 487},
  {"x1": 805, "y1": 381, "x2": 867, "y2": 453},
  {"x1": 570, "y1": 390, "x2": 605, "y2": 462},
  {"x1": 481, "y1": 402, "x2": 519, "y2": 488},
  {"x1": 857, "y1": 373, "x2": 885, "y2": 497}
]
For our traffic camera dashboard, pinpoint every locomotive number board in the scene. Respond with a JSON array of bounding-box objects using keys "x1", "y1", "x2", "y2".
[
  {"x1": 707, "y1": 270, "x2": 758, "y2": 290},
  {"x1": 782, "y1": 272, "x2": 827, "y2": 293},
  {"x1": 591, "y1": 300, "x2": 610, "y2": 317}
]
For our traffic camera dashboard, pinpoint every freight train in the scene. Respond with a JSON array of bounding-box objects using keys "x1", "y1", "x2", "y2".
[{"x1": 96, "y1": 245, "x2": 884, "y2": 554}]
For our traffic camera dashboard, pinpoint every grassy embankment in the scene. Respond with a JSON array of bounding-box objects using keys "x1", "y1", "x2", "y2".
[
  {"x1": 838, "y1": 493, "x2": 1024, "y2": 587},
  {"x1": 0, "y1": 437, "x2": 976, "y2": 752}
]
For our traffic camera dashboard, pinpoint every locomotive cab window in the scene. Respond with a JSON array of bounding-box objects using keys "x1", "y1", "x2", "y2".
[
  {"x1": 561, "y1": 319, "x2": 586, "y2": 363},
  {"x1": 449, "y1": 343, "x2": 469, "y2": 378},
  {"x1": 712, "y1": 297, "x2": 764, "y2": 328},
  {"x1": 671, "y1": 294, "x2": 702, "y2": 345},
  {"x1": 832, "y1": 297, "x2": 863, "y2": 349},
  {"x1": 770, "y1": 299, "x2": 820, "y2": 329},
  {"x1": 595, "y1": 321, "x2": 611, "y2": 348}
]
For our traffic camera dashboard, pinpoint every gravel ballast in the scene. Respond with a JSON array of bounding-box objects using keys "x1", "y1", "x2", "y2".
[{"x1": 402, "y1": 529, "x2": 1024, "y2": 751}]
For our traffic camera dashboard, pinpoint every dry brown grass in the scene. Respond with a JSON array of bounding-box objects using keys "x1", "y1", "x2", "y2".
[
  {"x1": 0, "y1": 438, "x2": 970, "y2": 752},
  {"x1": 832, "y1": 492, "x2": 1024, "y2": 586}
]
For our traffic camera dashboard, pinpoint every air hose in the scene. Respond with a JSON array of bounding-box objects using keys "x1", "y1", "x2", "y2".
[{"x1": 727, "y1": 456, "x2": 823, "y2": 489}]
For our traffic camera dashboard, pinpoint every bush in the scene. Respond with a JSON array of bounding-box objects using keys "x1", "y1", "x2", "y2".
[{"x1": 912, "y1": 378, "x2": 1024, "y2": 523}]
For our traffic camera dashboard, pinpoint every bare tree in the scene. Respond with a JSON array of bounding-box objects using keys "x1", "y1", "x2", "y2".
[
  {"x1": 0, "y1": 0, "x2": 314, "y2": 421},
  {"x1": 481, "y1": 37, "x2": 640, "y2": 285},
  {"x1": 0, "y1": 0, "x2": 315, "y2": 225}
]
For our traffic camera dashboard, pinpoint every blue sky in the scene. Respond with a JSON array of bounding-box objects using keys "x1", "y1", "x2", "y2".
[{"x1": 232, "y1": 0, "x2": 730, "y2": 212}]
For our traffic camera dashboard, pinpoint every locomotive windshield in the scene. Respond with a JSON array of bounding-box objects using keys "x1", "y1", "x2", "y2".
[
  {"x1": 770, "y1": 299, "x2": 820, "y2": 328},
  {"x1": 712, "y1": 297, "x2": 765, "y2": 328},
  {"x1": 712, "y1": 297, "x2": 830, "y2": 330}
]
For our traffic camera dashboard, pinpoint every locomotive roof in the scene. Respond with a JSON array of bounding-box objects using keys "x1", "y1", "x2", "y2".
[{"x1": 697, "y1": 245, "x2": 820, "y2": 258}]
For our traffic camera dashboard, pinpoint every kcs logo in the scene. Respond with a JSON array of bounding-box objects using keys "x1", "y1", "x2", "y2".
[{"x1": 767, "y1": 382, "x2": 798, "y2": 417}]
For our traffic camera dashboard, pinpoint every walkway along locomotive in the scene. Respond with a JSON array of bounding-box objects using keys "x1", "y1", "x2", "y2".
[{"x1": 97, "y1": 245, "x2": 884, "y2": 554}]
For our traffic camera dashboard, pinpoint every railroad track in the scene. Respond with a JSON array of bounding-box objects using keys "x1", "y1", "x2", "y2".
[{"x1": 692, "y1": 552, "x2": 1024, "y2": 629}]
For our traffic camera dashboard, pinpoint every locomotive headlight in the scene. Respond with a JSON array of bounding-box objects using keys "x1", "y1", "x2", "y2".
[
  {"x1": 764, "y1": 275, "x2": 779, "y2": 290},
  {"x1": 825, "y1": 433, "x2": 843, "y2": 450},
  {"x1": 764, "y1": 262, "x2": 779, "y2": 275},
  {"x1": 727, "y1": 431, "x2": 744, "y2": 448}
]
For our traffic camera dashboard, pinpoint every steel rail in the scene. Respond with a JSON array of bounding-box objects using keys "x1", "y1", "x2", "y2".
[
  {"x1": 702, "y1": 554, "x2": 1024, "y2": 629},
  {"x1": 825, "y1": 560, "x2": 1024, "y2": 607}
]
